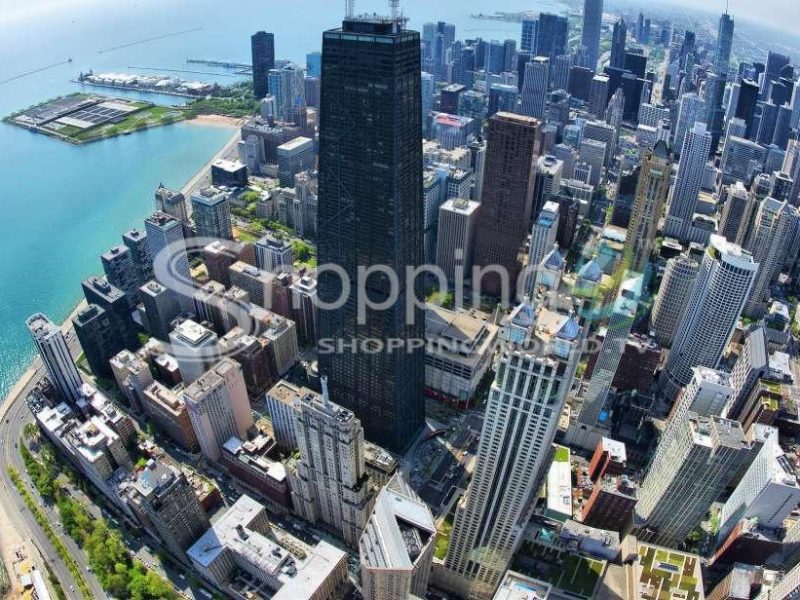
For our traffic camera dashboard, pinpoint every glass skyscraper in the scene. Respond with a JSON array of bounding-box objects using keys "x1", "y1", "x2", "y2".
[
  {"x1": 317, "y1": 14, "x2": 425, "y2": 453},
  {"x1": 250, "y1": 31, "x2": 275, "y2": 100}
]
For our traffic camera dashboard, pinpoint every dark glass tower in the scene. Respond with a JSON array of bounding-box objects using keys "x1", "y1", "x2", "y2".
[
  {"x1": 714, "y1": 12, "x2": 734, "y2": 77},
  {"x1": 251, "y1": 31, "x2": 275, "y2": 100},
  {"x1": 736, "y1": 78, "x2": 760, "y2": 138},
  {"x1": 534, "y1": 13, "x2": 568, "y2": 63},
  {"x1": 317, "y1": 14, "x2": 425, "y2": 453},
  {"x1": 610, "y1": 18, "x2": 627, "y2": 69},
  {"x1": 580, "y1": 0, "x2": 603, "y2": 71}
]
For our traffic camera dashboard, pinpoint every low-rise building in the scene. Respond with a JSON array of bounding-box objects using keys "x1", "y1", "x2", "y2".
[
  {"x1": 141, "y1": 382, "x2": 199, "y2": 452},
  {"x1": 187, "y1": 495, "x2": 348, "y2": 598},
  {"x1": 74, "y1": 383, "x2": 137, "y2": 445},
  {"x1": 264, "y1": 379, "x2": 308, "y2": 453},
  {"x1": 219, "y1": 436, "x2": 292, "y2": 513},
  {"x1": 493, "y1": 571, "x2": 552, "y2": 600},
  {"x1": 364, "y1": 442, "x2": 398, "y2": 487},
  {"x1": 123, "y1": 460, "x2": 209, "y2": 558},
  {"x1": 424, "y1": 304, "x2": 498, "y2": 406}
]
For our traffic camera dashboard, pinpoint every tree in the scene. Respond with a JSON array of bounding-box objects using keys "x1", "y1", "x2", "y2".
[
  {"x1": 23, "y1": 422, "x2": 40, "y2": 442},
  {"x1": 240, "y1": 190, "x2": 260, "y2": 204},
  {"x1": 292, "y1": 240, "x2": 313, "y2": 262}
]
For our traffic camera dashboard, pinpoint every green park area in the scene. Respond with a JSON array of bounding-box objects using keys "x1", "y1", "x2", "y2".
[{"x1": 6, "y1": 93, "x2": 189, "y2": 144}]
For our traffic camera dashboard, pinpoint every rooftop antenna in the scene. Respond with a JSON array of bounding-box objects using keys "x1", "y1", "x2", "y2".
[
  {"x1": 346, "y1": 0, "x2": 355, "y2": 18},
  {"x1": 389, "y1": 0, "x2": 401, "y2": 32}
]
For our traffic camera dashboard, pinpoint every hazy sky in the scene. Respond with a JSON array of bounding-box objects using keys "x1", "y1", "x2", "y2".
[
  {"x1": 4, "y1": 0, "x2": 800, "y2": 39},
  {"x1": 617, "y1": 0, "x2": 800, "y2": 35}
]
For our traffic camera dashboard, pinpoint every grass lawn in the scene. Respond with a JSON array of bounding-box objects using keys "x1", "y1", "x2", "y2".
[
  {"x1": 434, "y1": 514, "x2": 454, "y2": 560},
  {"x1": 234, "y1": 228, "x2": 259, "y2": 243}
]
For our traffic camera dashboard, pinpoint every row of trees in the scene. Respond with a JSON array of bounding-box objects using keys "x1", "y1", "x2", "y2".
[{"x1": 19, "y1": 441, "x2": 178, "y2": 600}]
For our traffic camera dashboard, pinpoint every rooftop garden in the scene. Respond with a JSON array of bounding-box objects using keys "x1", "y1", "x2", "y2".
[
  {"x1": 638, "y1": 544, "x2": 702, "y2": 600},
  {"x1": 512, "y1": 541, "x2": 603, "y2": 598}
]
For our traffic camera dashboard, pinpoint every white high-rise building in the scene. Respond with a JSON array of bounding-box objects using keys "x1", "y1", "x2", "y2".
[
  {"x1": 359, "y1": 473, "x2": 436, "y2": 600},
  {"x1": 519, "y1": 57, "x2": 549, "y2": 119},
  {"x1": 444, "y1": 294, "x2": 584, "y2": 598},
  {"x1": 182, "y1": 358, "x2": 253, "y2": 462},
  {"x1": 636, "y1": 413, "x2": 757, "y2": 548},
  {"x1": 26, "y1": 313, "x2": 82, "y2": 404},
  {"x1": 255, "y1": 234, "x2": 294, "y2": 273},
  {"x1": 436, "y1": 198, "x2": 480, "y2": 283},
  {"x1": 673, "y1": 93, "x2": 707, "y2": 153},
  {"x1": 579, "y1": 138, "x2": 607, "y2": 186},
  {"x1": 638, "y1": 103, "x2": 671, "y2": 128},
  {"x1": 724, "y1": 325, "x2": 770, "y2": 420},
  {"x1": 578, "y1": 274, "x2": 642, "y2": 425},
  {"x1": 528, "y1": 200, "x2": 560, "y2": 277},
  {"x1": 718, "y1": 425, "x2": 799, "y2": 542},
  {"x1": 790, "y1": 79, "x2": 800, "y2": 130},
  {"x1": 291, "y1": 378, "x2": 375, "y2": 547},
  {"x1": 144, "y1": 211, "x2": 193, "y2": 312},
  {"x1": 649, "y1": 255, "x2": 699, "y2": 346},
  {"x1": 744, "y1": 197, "x2": 799, "y2": 317},
  {"x1": 588, "y1": 75, "x2": 609, "y2": 118},
  {"x1": 674, "y1": 367, "x2": 733, "y2": 420},
  {"x1": 664, "y1": 122, "x2": 713, "y2": 240},
  {"x1": 169, "y1": 319, "x2": 220, "y2": 384},
  {"x1": 658, "y1": 366, "x2": 735, "y2": 463},
  {"x1": 660, "y1": 235, "x2": 758, "y2": 401}
]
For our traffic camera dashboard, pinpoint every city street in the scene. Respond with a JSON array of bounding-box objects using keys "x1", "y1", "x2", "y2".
[{"x1": 0, "y1": 354, "x2": 106, "y2": 599}]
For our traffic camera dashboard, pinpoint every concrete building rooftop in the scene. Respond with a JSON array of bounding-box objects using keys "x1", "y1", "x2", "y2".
[
  {"x1": 360, "y1": 474, "x2": 435, "y2": 571},
  {"x1": 493, "y1": 570, "x2": 552, "y2": 600}
]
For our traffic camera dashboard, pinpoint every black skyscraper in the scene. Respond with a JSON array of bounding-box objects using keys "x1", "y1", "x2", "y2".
[
  {"x1": 535, "y1": 13, "x2": 569, "y2": 62},
  {"x1": 251, "y1": 31, "x2": 275, "y2": 100},
  {"x1": 736, "y1": 78, "x2": 760, "y2": 138},
  {"x1": 610, "y1": 18, "x2": 627, "y2": 69},
  {"x1": 317, "y1": 14, "x2": 425, "y2": 453}
]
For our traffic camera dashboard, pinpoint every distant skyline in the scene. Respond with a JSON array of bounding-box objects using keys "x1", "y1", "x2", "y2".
[{"x1": 612, "y1": 0, "x2": 800, "y2": 38}]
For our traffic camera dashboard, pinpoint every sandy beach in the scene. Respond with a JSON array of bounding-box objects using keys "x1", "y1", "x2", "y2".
[{"x1": 186, "y1": 114, "x2": 247, "y2": 128}]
